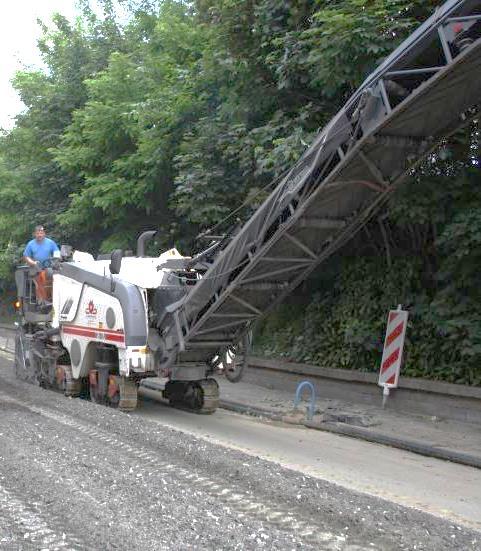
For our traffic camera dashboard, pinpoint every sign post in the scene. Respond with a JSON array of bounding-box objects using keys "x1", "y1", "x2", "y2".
[{"x1": 378, "y1": 305, "x2": 408, "y2": 407}]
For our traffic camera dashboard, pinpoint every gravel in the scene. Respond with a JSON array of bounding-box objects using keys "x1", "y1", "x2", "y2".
[{"x1": 0, "y1": 355, "x2": 479, "y2": 551}]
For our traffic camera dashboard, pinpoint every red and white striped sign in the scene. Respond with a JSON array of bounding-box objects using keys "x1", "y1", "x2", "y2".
[{"x1": 378, "y1": 309, "x2": 408, "y2": 388}]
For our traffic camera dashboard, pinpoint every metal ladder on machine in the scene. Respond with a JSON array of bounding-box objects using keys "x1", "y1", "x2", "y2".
[{"x1": 168, "y1": 0, "x2": 481, "y2": 361}]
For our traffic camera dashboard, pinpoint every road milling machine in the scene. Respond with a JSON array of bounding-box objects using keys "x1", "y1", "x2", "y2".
[
  {"x1": 15, "y1": 240, "x2": 238, "y2": 412},
  {"x1": 14, "y1": 0, "x2": 481, "y2": 413}
]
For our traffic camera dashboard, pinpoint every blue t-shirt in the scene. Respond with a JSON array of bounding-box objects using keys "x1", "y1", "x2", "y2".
[{"x1": 23, "y1": 238, "x2": 60, "y2": 268}]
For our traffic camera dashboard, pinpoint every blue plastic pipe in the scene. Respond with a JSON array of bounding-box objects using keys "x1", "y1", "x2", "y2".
[{"x1": 294, "y1": 381, "x2": 316, "y2": 421}]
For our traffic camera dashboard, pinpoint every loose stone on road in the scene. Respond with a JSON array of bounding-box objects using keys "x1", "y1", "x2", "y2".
[{"x1": 0, "y1": 353, "x2": 479, "y2": 550}]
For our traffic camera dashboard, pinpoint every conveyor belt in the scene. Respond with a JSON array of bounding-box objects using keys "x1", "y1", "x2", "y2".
[{"x1": 166, "y1": 0, "x2": 481, "y2": 362}]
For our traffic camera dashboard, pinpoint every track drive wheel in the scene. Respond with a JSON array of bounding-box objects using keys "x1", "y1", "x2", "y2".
[
  {"x1": 164, "y1": 378, "x2": 219, "y2": 414},
  {"x1": 198, "y1": 378, "x2": 220, "y2": 413},
  {"x1": 61, "y1": 364, "x2": 81, "y2": 397},
  {"x1": 89, "y1": 368, "x2": 138, "y2": 412},
  {"x1": 117, "y1": 376, "x2": 138, "y2": 412}
]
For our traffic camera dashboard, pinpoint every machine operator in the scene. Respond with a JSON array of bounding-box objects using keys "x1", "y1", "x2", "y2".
[{"x1": 23, "y1": 225, "x2": 60, "y2": 303}]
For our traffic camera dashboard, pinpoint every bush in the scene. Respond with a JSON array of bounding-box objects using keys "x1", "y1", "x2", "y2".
[{"x1": 255, "y1": 253, "x2": 481, "y2": 386}]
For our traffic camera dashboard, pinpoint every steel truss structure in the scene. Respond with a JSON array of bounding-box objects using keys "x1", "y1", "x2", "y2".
[{"x1": 161, "y1": 0, "x2": 481, "y2": 369}]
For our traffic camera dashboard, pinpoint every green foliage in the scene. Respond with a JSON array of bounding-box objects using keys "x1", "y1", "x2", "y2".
[
  {"x1": 256, "y1": 256, "x2": 425, "y2": 370},
  {"x1": 0, "y1": 0, "x2": 480, "y2": 385},
  {"x1": 54, "y1": 1, "x2": 208, "y2": 249},
  {"x1": 256, "y1": 160, "x2": 481, "y2": 385},
  {"x1": 264, "y1": 0, "x2": 439, "y2": 97},
  {"x1": 0, "y1": 7, "x2": 126, "y2": 255}
]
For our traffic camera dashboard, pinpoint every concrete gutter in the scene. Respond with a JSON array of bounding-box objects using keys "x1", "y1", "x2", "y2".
[
  {"x1": 218, "y1": 398, "x2": 481, "y2": 470},
  {"x1": 140, "y1": 379, "x2": 481, "y2": 470}
]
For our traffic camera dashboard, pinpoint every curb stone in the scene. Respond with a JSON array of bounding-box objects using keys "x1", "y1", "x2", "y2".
[
  {"x1": 219, "y1": 398, "x2": 481, "y2": 470},
  {"x1": 142, "y1": 380, "x2": 481, "y2": 469}
]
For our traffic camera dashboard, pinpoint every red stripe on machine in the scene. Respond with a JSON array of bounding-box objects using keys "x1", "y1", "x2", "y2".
[
  {"x1": 62, "y1": 324, "x2": 123, "y2": 335},
  {"x1": 62, "y1": 325, "x2": 125, "y2": 344}
]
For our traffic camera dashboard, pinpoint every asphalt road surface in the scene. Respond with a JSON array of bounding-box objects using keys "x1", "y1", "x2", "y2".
[
  {"x1": 138, "y1": 388, "x2": 481, "y2": 531},
  {"x1": 0, "y1": 352, "x2": 479, "y2": 550}
]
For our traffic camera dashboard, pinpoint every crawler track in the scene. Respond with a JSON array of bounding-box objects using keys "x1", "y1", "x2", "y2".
[
  {"x1": 164, "y1": 377, "x2": 220, "y2": 414},
  {"x1": 10, "y1": 328, "x2": 218, "y2": 414}
]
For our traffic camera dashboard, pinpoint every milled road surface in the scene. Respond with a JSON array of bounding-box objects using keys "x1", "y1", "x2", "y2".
[
  {"x1": 0, "y1": 353, "x2": 479, "y2": 550},
  {"x1": 138, "y1": 388, "x2": 481, "y2": 531}
]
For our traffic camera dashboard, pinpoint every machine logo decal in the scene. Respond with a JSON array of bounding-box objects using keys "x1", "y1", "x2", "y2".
[{"x1": 85, "y1": 300, "x2": 98, "y2": 316}]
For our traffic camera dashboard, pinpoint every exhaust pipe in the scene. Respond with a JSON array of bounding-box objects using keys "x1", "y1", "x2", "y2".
[{"x1": 137, "y1": 230, "x2": 157, "y2": 257}]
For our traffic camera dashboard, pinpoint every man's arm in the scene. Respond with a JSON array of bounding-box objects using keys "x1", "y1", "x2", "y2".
[
  {"x1": 24, "y1": 256, "x2": 38, "y2": 267},
  {"x1": 23, "y1": 243, "x2": 39, "y2": 268}
]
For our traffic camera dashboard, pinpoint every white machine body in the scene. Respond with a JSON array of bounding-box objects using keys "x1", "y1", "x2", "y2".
[{"x1": 52, "y1": 248, "x2": 188, "y2": 379}]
